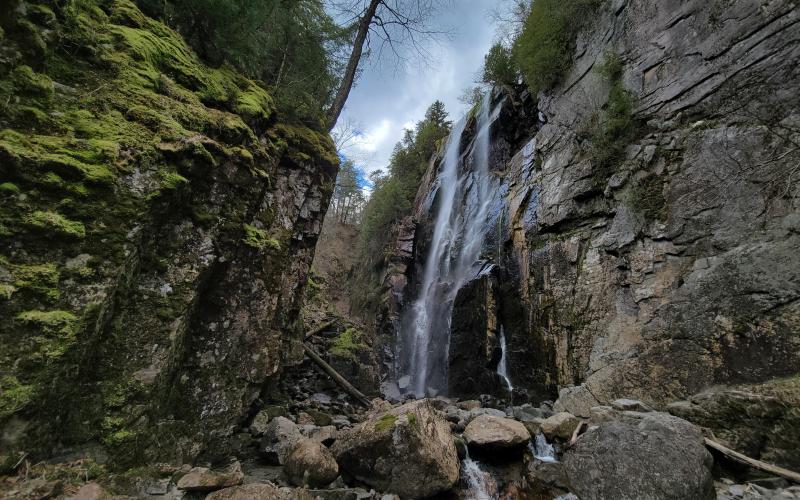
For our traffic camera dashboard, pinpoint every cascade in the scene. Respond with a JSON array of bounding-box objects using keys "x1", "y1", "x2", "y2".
[
  {"x1": 398, "y1": 94, "x2": 500, "y2": 396},
  {"x1": 497, "y1": 325, "x2": 513, "y2": 394},
  {"x1": 530, "y1": 433, "x2": 557, "y2": 463},
  {"x1": 461, "y1": 451, "x2": 495, "y2": 500}
]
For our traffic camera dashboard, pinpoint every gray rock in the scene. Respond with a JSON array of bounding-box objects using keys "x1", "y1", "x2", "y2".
[
  {"x1": 260, "y1": 417, "x2": 303, "y2": 465},
  {"x1": 540, "y1": 412, "x2": 581, "y2": 440},
  {"x1": 285, "y1": 438, "x2": 339, "y2": 488},
  {"x1": 611, "y1": 398, "x2": 653, "y2": 412},
  {"x1": 177, "y1": 461, "x2": 244, "y2": 492},
  {"x1": 331, "y1": 399, "x2": 459, "y2": 499},
  {"x1": 463, "y1": 415, "x2": 531, "y2": 452},
  {"x1": 553, "y1": 386, "x2": 599, "y2": 419},
  {"x1": 562, "y1": 412, "x2": 713, "y2": 500},
  {"x1": 206, "y1": 483, "x2": 313, "y2": 500}
]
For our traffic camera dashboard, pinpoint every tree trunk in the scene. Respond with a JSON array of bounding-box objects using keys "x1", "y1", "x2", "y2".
[{"x1": 325, "y1": 0, "x2": 381, "y2": 131}]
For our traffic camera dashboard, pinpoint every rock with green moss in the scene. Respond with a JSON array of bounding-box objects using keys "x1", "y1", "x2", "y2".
[{"x1": 0, "y1": 0, "x2": 337, "y2": 467}]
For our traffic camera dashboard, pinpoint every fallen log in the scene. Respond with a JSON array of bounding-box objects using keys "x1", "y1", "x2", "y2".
[
  {"x1": 304, "y1": 319, "x2": 338, "y2": 340},
  {"x1": 302, "y1": 342, "x2": 371, "y2": 408},
  {"x1": 704, "y1": 437, "x2": 800, "y2": 483}
]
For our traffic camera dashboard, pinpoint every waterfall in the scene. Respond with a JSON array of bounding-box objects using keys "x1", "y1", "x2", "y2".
[
  {"x1": 400, "y1": 94, "x2": 500, "y2": 397},
  {"x1": 461, "y1": 451, "x2": 495, "y2": 500},
  {"x1": 529, "y1": 433, "x2": 557, "y2": 463},
  {"x1": 497, "y1": 325, "x2": 513, "y2": 393}
]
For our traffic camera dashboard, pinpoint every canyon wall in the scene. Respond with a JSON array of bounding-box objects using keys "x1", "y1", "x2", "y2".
[{"x1": 383, "y1": 0, "x2": 800, "y2": 464}]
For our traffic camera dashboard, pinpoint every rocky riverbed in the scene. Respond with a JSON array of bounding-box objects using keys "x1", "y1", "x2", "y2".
[{"x1": 4, "y1": 387, "x2": 799, "y2": 500}]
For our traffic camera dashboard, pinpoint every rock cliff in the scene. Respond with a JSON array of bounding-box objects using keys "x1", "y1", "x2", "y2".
[
  {"x1": 383, "y1": 0, "x2": 800, "y2": 464},
  {"x1": 0, "y1": 0, "x2": 337, "y2": 465}
]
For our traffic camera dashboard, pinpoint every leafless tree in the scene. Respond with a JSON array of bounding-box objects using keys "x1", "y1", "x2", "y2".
[{"x1": 325, "y1": 0, "x2": 448, "y2": 131}]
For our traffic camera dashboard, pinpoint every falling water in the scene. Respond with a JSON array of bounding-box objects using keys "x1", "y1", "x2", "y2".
[
  {"x1": 529, "y1": 433, "x2": 557, "y2": 463},
  {"x1": 497, "y1": 325, "x2": 513, "y2": 393},
  {"x1": 461, "y1": 451, "x2": 495, "y2": 500},
  {"x1": 401, "y1": 94, "x2": 500, "y2": 396}
]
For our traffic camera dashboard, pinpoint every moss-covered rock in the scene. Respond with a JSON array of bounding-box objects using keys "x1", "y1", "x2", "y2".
[{"x1": 0, "y1": 0, "x2": 337, "y2": 467}]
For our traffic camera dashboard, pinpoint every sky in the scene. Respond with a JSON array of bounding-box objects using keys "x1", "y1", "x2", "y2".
[{"x1": 336, "y1": 0, "x2": 502, "y2": 183}]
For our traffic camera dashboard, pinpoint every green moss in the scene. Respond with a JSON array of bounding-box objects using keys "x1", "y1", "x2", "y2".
[
  {"x1": 159, "y1": 171, "x2": 188, "y2": 190},
  {"x1": 24, "y1": 210, "x2": 86, "y2": 238},
  {"x1": 0, "y1": 182, "x2": 20, "y2": 194},
  {"x1": 242, "y1": 224, "x2": 280, "y2": 251},
  {"x1": 585, "y1": 52, "x2": 644, "y2": 185},
  {"x1": 628, "y1": 175, "x2": 667, "y2": 220},
  {"x1": 375, "y1": 414, "x2": 397, "y2": 432},
  {"x1": 16, "y1": 310, "x2": 79, "y2": 335},
  {"x1": 406, "y1": 412, "x2": 418, "y2": 428},
  {"x1": 233, "y1": 84, "x2": 274, "y2": 122},
  {"x1": 0, "y1": 284, "x2": 16, "y2": 300},
  {"x1": 101, "y1": 416, "x2": 138, "y2": 447},
  {"x1": 10, "y1": 262, "x2": 60, "y2": 299},
  {"x1": 271, "y1": 124, "x2": 338, "y2": 168},
  {"x1": 11, "y1": 65, "x2": 53, "y2": 98},
  {"x1": 0, "y1": 375, "x2": 36, "y2": 419},
  {"x1": 330, "y1": 327, "x2": 368, "y2": 361}
]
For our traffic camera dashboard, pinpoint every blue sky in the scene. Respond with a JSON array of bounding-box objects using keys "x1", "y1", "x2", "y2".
[{"x1": 336, "y1": 0, "x2": 502, "y2": 182}]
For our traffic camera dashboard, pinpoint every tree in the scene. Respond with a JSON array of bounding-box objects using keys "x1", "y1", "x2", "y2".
[
  {"x1": 325, "y1": 0, "x2": 446, "y2": 130},
  {"x1": 482, "y1": 42, "x2": 518, "y2": 87}
]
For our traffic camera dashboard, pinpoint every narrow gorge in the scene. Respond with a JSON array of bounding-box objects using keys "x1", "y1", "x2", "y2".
[{"x1": 1, "y1": 0, "x2": 799, "y2": 499}]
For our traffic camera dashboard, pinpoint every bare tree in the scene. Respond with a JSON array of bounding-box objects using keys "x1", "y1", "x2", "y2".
[{"x1": 325, "y1": 0, "x2": 447, "y2": 131}]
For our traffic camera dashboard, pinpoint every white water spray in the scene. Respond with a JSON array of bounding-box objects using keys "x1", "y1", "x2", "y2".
[
  {"x1": 461, "y1": 451, "x2": 495, "y2": 500},
  {"x1": 529, "y1": 432, "x2": 557, "y2": 463}
]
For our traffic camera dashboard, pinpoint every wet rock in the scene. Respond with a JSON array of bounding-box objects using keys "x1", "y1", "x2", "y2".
[
  {"x1": 285, "y1": 438, "x2": 339, "y2": 487},
  {"x1": 177, "y1": 461, "x2": 244, "y2": 492},
  {"x1": 611, "y1": 398, "x2": 653, "y2": 412},
  {"x1": 260, "y1": 417, "x2": 303, "y2": 465},
  {"x1": 205, "y1": 483, "x2": 313, "y2": 500},
  {"x1": 562, "y1": 412, "x2": 713, "y2": 500},
  {"x1": 463, "y1": 415, "x2": 531, "y2": 453},
  {"x1": 526, "y1": 461, "x2": 569, "y2": 490},
  {"x1": 522, "y1": 418, "x2": 545, "y2": 436},
  {"x1": 540, "y1": 412, "x2": 581, "y2": 440},
  {"x1": 332, "y1": 399, "x2": 459, "y2": 499}
]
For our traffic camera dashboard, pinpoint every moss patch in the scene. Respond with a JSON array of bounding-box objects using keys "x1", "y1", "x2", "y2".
[
  {"x1": 242, "y1": 224, "x2": 280, "y2": 251},
  {"x1": 24, "y1": 210, "x2": 86, "y2": 237},
  {"x1": 0, "y1": 375, "x2": 36, "y2": 419},
  {"x1": 330, "y1": 327, "x2": 368, "y2": 361},
  {"x1": 374, "y1": 414, "x2": 397, "y2": 432}
]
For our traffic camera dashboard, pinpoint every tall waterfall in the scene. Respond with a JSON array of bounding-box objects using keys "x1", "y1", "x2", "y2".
[{"x1": 399, "y1": 95, "x2": 500, "y2": 397}]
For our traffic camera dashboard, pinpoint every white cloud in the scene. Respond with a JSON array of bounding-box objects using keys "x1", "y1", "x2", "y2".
[{"x1": 336, "y1": 0, "x2": 499, "y2": 177}]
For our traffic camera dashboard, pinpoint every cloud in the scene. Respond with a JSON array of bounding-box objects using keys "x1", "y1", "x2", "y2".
[{"x1": 336, "y1": 0, "x2": 499, "y2": 177}]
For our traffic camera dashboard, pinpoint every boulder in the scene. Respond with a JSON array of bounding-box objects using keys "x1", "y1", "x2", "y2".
[
  {"x1": 562, "y1": 412, "x2": 714, "y2": 500},
  {"x1": 285, "y1": 439, "x2": 339, "y2": 488},
  {"x1": 250, "y1": 405, "x2": 288, "y2": 436},
  {"x1": 206, "y1": 483, "x2": 313, "y2": 500},
  {"x1": 302, "y1": 424, "x2": 338, "y2": 445},
  {"x1": 331, "y1": 399, "x2": 459, "y2": 499},
  {"x1": 540, "y1": 412, "x2": 581, "y2": 440},
  {"x1": 67, "y1": 482, "x2": 110, "y2": 500},
  {"x1": 177, "y1": 461, "x2": 244, "y2": 492},
  {"x1": 611, "y1": 398, "x2": 653, "y2": 412},
  {"x1": 553, "y1": 385, "x2": 599, "y2": 418},
  {"x1": 260, "y1": 416, "x2": 303, "y2": 465},
  {"x1": 463, "y1": 415, "x2": 531, "y2": 453}
]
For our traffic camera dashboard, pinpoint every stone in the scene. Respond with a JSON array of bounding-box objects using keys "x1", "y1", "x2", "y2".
[
  {"x1": 331, "y1": 399, "x2": 459, "y2": 499},
  {"x1": 285, "y1": 438, "x2": 339, "y2": 488},
  {"x1": 589, "y1": 405, "x2": 618, "y2": 424},
  {"x1": 463, "y1": 415, "x2": 531, "y2": 452},
  {"x1": 67, "y1": 482, "x2": 109, "y2": 500},
  {"x1": 205, "y1": 483, "x2": 313, "y2": 500},
  {"x1": 611, "y1": 398, "x2": 653, "y2": 412},
  {"x1": 562, "y1": 412, "x2": 714, "y2": 500},
  {"x1": 177, "y1": 461, "x2": 244, "y2": 492},
  {"x1": 331, "y1": 415, "x2": 351, "y2": 429},
  {"x1": 457, "y1": 400, "x2": 481, "y2": 411},
  {"x1": 526, "y1": 461, "x2": 569, "y2": 490},
  {"x1": 553, "y1": 386, "x2": 599, "y2": 419},
  {"x1": 513, "y1": 404, "x2": 551, "y2": 421},
  {"x1": 260, "y1": 417, "x2": 303, "y2": 465},
  {"x1": 539, "y1": 412, "x2": 581, "y2": 440},
  {"x1": 467, "y1": 407, "x2": 506, "y2": 422},
  {"x1": 303, "y1": 424, "x2": 337, "y2": 445},
  {"x1": 250, "y1": 405, "x2": 289, "y2": 436},
  {"x1": 297, "y1": 412, "x2": 315, "y2": 425},
  {"x1": 522, "y1": 418, "x2": 545, "y2": 436}
]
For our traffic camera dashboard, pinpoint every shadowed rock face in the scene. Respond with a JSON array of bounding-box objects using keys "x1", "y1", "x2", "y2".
[
  {"x1": 382, "y1": 0, "x2": 800, "y2": 413},
  {"x1": 562, "y1": 412, "x2": 714, "y2": 500}
]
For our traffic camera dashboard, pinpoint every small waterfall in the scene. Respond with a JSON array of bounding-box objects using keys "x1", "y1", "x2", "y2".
[
  {"x1": 461, "y1": 451, "x2": 496, "y2": 500},
  {"x1": 400, "y1": 94, "x2": 500, "y2": 397},
  {"x1": 529, "y1": 433, "x2": 557, "y2": 463},
  {"x1": 497, "y1": 325, "x2": 513, "y2": 393}
]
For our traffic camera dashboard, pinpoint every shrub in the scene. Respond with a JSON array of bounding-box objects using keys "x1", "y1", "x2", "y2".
[
  {"x1": 513, "y1": 0, "x2": 600, "y2": 95},
  {"x1": 482, "y1": 43, "x2": 518, "y2": 87}
]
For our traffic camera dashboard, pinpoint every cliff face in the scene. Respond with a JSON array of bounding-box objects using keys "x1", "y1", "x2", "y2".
[
  {"x1": 386, "y1": 0, "x2": 800, "y2": 461},
  {"x1": 0, "y1": 0, "x2": 337, "y2": 464}
]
